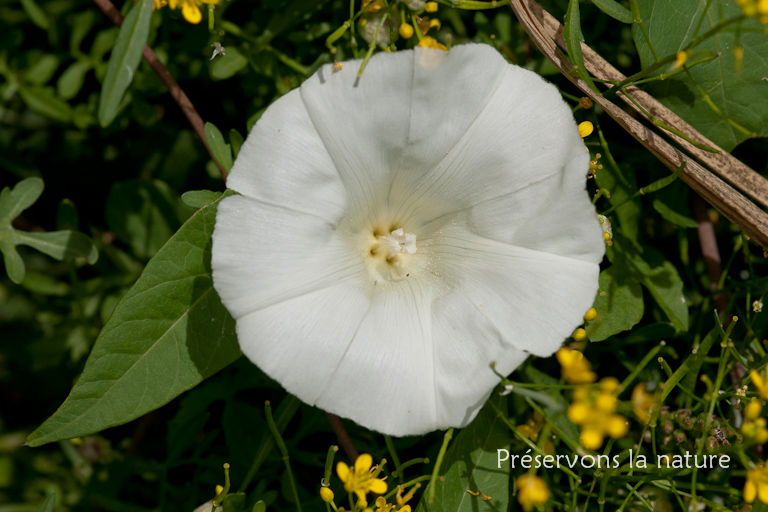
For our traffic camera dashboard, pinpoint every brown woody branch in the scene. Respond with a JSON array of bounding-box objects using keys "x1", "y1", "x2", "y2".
[
  {"x1": 92, "y1": 0, "x2": 228, "y2": 180},
  {"x1": 509, "y1": 0, "x2": 768, "y2": 251}
]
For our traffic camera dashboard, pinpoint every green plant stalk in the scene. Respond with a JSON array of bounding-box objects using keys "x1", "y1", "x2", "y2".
[
  {"x1": 384, "y1": 436, "x2": 403, "y2": 479},
  {"x1": 618, "y1": 342, "x2": 663, "y2": 394},
  {"x1": 393, "y1": 458, "x2": 429, "y2": 478},
  {"x1": 426, "y1": 428, "x2": 453, "y2": 504},
  {"x1": 324, "y1": 445, "x2": 338, "y2": 485},
  {"x1": 265, "y1": 400, "x2": 302, "y2": 512},
  {"x1": 628, "y1": 52, "x2": 718, "y2": 85},
  {"x1": 628, "y1": 0, "x2": 660, "y2": 61},
  {"x1": 382, "y1": 475, "x2": 432, "y2": 501},
  {"x1": 357, "y1": 10, "x2": 388, "y2": 77},
  {"x1": 213, "y1": 463, "x2": 231, "y2": 507},
  {"x1": 600, "y1": 161, "x2": 686, "y2": 215},
  {"x1": 239, "y1": 396, "x2": 301, "y2": 492},
  {"x1": 524, "y1": 398, "x2": 583, "y2": 455}
]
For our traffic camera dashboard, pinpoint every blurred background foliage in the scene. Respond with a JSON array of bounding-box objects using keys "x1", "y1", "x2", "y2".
[{"x1": 1, "y1": 0, "x2": 767, "y2": 510}]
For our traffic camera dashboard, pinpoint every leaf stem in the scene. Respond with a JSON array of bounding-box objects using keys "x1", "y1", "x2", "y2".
[{"x1": 426, "y1": 428, "x2": 453, "y2": 505}]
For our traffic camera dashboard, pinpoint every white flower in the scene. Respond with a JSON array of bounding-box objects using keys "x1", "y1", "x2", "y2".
[
  {"x1": 211, "y1": 44, "x2": 604, "y2": 436},
  {"x1": 755, "y1": 300, "x2": 764, "y2": 313}
]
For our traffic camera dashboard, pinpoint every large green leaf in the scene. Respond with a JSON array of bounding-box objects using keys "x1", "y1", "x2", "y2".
[
  {"x1": 98, "y1": 0, "x2": 153, "y2": 127},
  {"x1": 633, "y1": 0, "x2": 768, "y2": 150},
  {"x1": 586, "y1": 262, "x2": 644, "y2": 342},
  {"x1": 417, "y1": 393, "x2": 509, "y2": 512},
  {"x1": 27, "y1": 192, "x2": 241, "y2": 447}
]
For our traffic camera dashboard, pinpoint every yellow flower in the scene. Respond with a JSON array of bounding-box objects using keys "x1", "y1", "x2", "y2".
[
  {"x1": 337, "y1": 454, "x2": 388, "y2": 505},
  {"x1": 745, "y1": 464, "x2": 768, "y2": 504},
  {"x1": 742, "y1": 400, "x2": 768, "y2": 443},
  {"x1": 578, "y1": 121, "x2": 593, "y2": 138},
  {"x1": 515, "y1": 412, "x2": 555, "y2": 455},
  {"x1": 399, "y1": 23, "x2": 415, "y2": 39},
  {"x1": 320, "y1": 486, "x2": 334, "y2": 503},
  {"x1": 158, "y1": 0, "x2": 219, "y2": 24},
  {"x1": 571, "y1": 327, "x2": 587, "y2": 342},
  {"x1": 584, "y1": 307, "x2": 597, "y2": 321},
  {"x1": 751, "y1": 370, "x2": 768, "y2": 400},
  {"x1": 631, "y1": 383, "x2": 655, "y2": 424},
  {"x1": 568, "y1": 378, "x2": 628, "y2": 450},
  {"x1": 425, "y1": 1, "x2": 438, "y2": 12},
  {"x1": 417, "y1": 36, "x2": 447, "y2": 51},
  {"x1": 674, "y1": 51, "x2": 688, "y2": 69},
  {"x1": 737, "y1": 0, "x2": 768, "y2": 23},
  {"x1": 556, "y1": 347, "x2": 597, "y2": 384},
  {"x1": 516, "y1": 475, "x2": 549, "y2": 511}
]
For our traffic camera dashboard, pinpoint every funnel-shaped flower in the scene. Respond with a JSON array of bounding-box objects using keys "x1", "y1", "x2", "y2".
[{"x1": 212, "y1": 44, "x2": 604, "y2": 436}]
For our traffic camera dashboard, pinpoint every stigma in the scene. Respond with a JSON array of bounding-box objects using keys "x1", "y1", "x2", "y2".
[{"x1": 378, "y1": 228, "x2": 417, "y2": 256}]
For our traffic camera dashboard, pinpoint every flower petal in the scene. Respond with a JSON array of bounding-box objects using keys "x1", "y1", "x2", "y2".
[
  {"x1": 298, "y1": 50, "x2": 414, "y2": 219},
  {"x1": 368, "y1": 478, "x2": 388, "y2": 495},
  {"x1": 226, "y1": 89, "x2": 347, "y2": 223},
  {"x1": 181, "y1": 1, "x2": 202, "y2": 23},
  {"x1": 315, "y1": 281, "x2": 439, "y2": 435},
  {"x1": 337, "y1": 461, "x2": 350, "y2": 483},
  {"x1": 426, "y1": 223, "x2": 600, "y2": 358},
  {"x1": 355, "y1": 453, "x2": 373, "y2": 473}
]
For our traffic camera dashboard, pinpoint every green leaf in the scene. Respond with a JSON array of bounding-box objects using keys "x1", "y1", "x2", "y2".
[
  {"x1": 0, "y1": 241, "x2": 25, "y2": 284},
  {"x1": 591, "y1": 0, "x2": 633, "y2": 23},
  {"x1": 229, "y1": 129, "x2": 244, "y2": 159},
  {"x1": 563, "y1": 0, "x2": 597, "y2": 92},
  {"x1": 57, "y1": 60, "x2": 92, "y2": 100},
  {"x1": 26, "y1": 192, "x2": 241, "y2": 447},
  {"x1": 586, "y1": 262, "x2": 644, "y2": 342},
  {"x1": 618, "y1": 240, "x2": 689, "y2": 331},
  {"x1": 105, "y1": 179, "x2": 193, "y2": 259},
  {"x1": 18, "y1": 86, "x2": 72, "y2": 122},
  {"x1": 633, "y1": 0, "x2": 768, "y2": 150},
  {"x1": 13, "y1": 230, "x2": 98, "y2": 264},
  {"x1": 252, "y1": 501, "x2": 266, "y2": 512},
  {"x1": 182, "y1": 190, "x2": 223, "y2": 209},
  {"x1": 98, "y1": 0, "x2": 154, "y2": 127},
  {"x1": 653, "y1": 199, "x2": 698, "y2": 228},
  {"x1": 25, "y1": 55, "x2": 59, "y2": 85},
  {"x1": 0, "y1": 177, "x2": 44, "y2": 225},
  {"x1": 70, "y1": 10, "x2": 96, "y2": 54},
  {"x1": 665, "y1": 327, "x2": 718, "y2": 400},
  {"x1": 36, "y1": 493, "x2": 56, "y2": 512},
  {"x1": 417, "y1": 393, "x2": 509, "y2": 512},
  {"x1": 211, "y1": 47, "x2": 248, "y2": 80},
  {"x1": 20, "y1": 0, "x2": 49, "y2": 29},
  {"x1": 204, "y1": 122, "x2": 233, "y2": 171}
]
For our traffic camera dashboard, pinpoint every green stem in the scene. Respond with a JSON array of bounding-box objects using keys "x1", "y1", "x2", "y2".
[
  {"x1": 426, "y1": 429, "x2": 454, "y2": 505},
  {"x1": 265, "y1": 400, "x2": 302, "y2": 512}
]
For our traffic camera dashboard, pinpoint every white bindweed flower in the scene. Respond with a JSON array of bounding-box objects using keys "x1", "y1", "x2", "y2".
[{"x1": 211, "y1": 44, "x2": 605, "y2": 436}]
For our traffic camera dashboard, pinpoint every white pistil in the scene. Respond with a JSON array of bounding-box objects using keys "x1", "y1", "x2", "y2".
[{"x1": 379, "y1": 228, "x2": 417, "y2": 256}]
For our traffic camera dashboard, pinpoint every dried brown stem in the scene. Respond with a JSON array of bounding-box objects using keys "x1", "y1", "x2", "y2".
[
  {"x1": 325, "y1": 412, "x2": 359, "y2": 461},
  {"x1": 92, "y1": 0, "x2": 228, "y2": 180},
  {"x1": 692, "y1": 194, "x2": 728, "y2": 317},
  {"x1": 509, "y1": 0, "x2": 768, "y2": 250}
]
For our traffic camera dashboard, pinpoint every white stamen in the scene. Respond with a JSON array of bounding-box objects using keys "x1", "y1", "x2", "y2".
[{"x1": 379, "y1": 228, "x2": 417, "y2": 256}]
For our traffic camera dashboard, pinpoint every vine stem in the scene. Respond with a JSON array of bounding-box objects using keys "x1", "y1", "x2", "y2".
[
  {"x1": 325, "y1": 412, "x2": 359, "y2": 461},
  {"x1": 91, "y1": 0, "x2": 228, "y2": 180}
]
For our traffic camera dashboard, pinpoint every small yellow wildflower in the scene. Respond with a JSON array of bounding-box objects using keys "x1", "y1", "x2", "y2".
[
  {"x1": 578, "y1": 121, "x2": 593, "y2": 138},
  {"x1": 429, "y1": 18, "x2": 441, "y2": 30},
  {"x1": 631, "y1": 383, "x2": 655, "y2": 424},
  {"x1": 399, "y1": 23, "x2": 415, "y2": 39},
  {"x1": 556, "y1": 347, "x2": 597, "y2": 384},
  {"x1": 674, "y1": 51, "x2": 688, "y2": 68},
  {"x1": 568, "y1": 378, "x2": 628, "y2": 450},
  {"x1": 584, "y1": 307, "x2": 598, "y2": 321},
  {"x1": 425, "y1": 1, "x2": 438, "y2": 12},
  {"x1": 154, "y1": 0, "x2": 219, "y2": 24},
  {"x1": 751, "y1": 370, "x2": 768, "y2": 400},
  {"x1": 516, "y1": 475, "x2": 549, "y2": 511},
  {"x1": 742, "y1": 400, "x2": 768, "y2": 444},
  {"x1": 320, "y1": 486, "x2": 335, "y2": 503},
  {"x1": 337, "y1": 454, "x2": 388, "y2": 505},
  {"x1": 515, "y1": 412, "x2": 555, "y2": 455},
  {"x1": 745, "y1": 464, "x2": 768, "y2": 504},
  {"x1": 373, "y1": 496, "x2": 395, "y2": 511},
  {"x1": 417, "y1": 36, "x2": 447, "y2": 51},
  {"x1": 737, "y1": 0, "x2": 768, "y2": 24}
]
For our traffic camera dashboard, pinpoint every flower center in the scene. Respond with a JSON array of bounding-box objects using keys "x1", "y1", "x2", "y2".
[{"x1": 364, "y1": 226, "x2": 418, "y2": 284}]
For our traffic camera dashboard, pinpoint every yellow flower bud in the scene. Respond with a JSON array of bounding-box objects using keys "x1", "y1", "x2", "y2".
[
  {"x1": 746, "y1": 399, "x2": 763, "y2": 421},
  {"x1": 584, "y1": 307, "x2": 597, "y2": 321},
  {"x1": 567, "y1": 402, "x2": 590, "y2": 423},
  {"x1": 320, "y1": 487, "x2": 334, "y2": 503},
  {"x1": 578, "y1": 121, "x2": 593, "y2": 138},
  {"x1": 399, "y1": 23, "x2": 414, "y2": 39},
  {"x1": 425, "y1": 1, "x2": 438, "y2": 12},
  {"x1": 580, "y1": 428, "x2": 603, "y2": 450},
  {"x1": 572, "y1": 327, "x2": 587, "y2": 342},
  {"x1": 605, "y1": 415, "x2": 629, "y2": 438}
]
